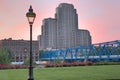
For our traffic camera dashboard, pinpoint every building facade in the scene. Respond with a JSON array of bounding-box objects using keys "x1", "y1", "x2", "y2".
[
  {"x1": 39, "y1": 3, "x2": 92, "y2": 50},
  {"x1": 56, "y1": 3, "x2": 78, "y2": 49},
  {"x1": 0, "y1": 38, "x2": 39, "y2": 62},
  {"x1": 76, "y1": 30, "x2": 91, "y2": 46},
  {"x1": 39, "y1": 18, "x2": 57, "y2": 50}
]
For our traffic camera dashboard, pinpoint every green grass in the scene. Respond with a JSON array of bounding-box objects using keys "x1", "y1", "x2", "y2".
[{"x1": 0, "y1": 65, "x2": 120, "y2": 80}]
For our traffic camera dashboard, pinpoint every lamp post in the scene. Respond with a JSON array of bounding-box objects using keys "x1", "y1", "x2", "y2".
[{"x1": 26, "y1": 5, "x2": 36, "y2": 80}]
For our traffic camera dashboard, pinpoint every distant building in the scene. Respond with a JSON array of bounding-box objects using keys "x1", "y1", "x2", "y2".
[
  {"x1": 0, "y1": 38, "x2": 39, "y2": 62},
  {"x1": 39, "y1": 3, "x2": 92, "y2": 50},
  {"x1": 76, "y1": 30, "x2": 91, "y2": 46},
  {"x1": 56, "y1": 3, "x2": 78, "y2": 49},
  {"x1": 38, "y1": 18, "x2": 57, "y2": 50}
]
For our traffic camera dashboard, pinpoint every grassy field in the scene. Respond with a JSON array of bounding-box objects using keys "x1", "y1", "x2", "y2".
[{"x1": 0, "y1": 65, "x2": 120, "y2": 80}]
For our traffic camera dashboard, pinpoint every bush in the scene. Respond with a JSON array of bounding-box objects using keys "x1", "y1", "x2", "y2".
[
  {"x1": 94, "y1": 61, "x2": 120, "y2": 65},
  {"x1": 0, "y1": 64, "x2": 28, "y2": 70},
  {"x1": 44, "y1": 61, "x2": 94, "y2": 68}
]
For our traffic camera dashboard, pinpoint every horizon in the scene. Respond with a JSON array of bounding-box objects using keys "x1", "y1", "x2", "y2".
[{"x1": 0, "y1": 0, "x2": 120, "y2": 44}]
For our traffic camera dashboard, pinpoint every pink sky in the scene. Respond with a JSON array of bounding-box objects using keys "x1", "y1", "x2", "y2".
[{"x1": 0, "y1": 0, "x2": 120, "y2": 44}]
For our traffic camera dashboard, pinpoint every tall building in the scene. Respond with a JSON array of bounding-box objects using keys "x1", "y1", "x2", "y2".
[
  {"x1": 39, "y1": 3, "x2": 91, "y2": 50},
  {"x1": 38, "y1": 35, "x2": 44, "y2": 50},
  {"x1": 0, "y1": 38, "x2": 39, "y2": 62},
  {"x1": 56, "y1": 3, "x2": 78, "y2": 49},
  {"x1": 77, "y1": 30, "x2": 91, "y2": 46},
  {"x1": 39, "y1": 18, "x2": 57, "y2": 50}
]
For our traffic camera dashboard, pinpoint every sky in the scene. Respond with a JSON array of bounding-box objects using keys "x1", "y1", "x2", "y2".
[{"x1": 0, "y1": 0, "x2": 120, "y2": 44}]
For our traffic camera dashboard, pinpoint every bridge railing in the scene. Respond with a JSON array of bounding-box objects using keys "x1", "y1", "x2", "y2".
[{"x1": 40, "y1": 40, "x2": 120, "y2": 62}]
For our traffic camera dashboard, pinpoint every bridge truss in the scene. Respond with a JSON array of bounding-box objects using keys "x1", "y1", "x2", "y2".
[{"x1": 40, "y1": 40, "x2": 120, "y2": 62}]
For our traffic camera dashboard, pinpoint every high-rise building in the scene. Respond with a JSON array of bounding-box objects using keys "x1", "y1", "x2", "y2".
[
  {"x1": 39, "y1": 18, "x2": 57, "y2": 50},
  {"x1": 37, "y1": 35, "x2": 44, "y2": 50},
  {"x1": 77, "y1": 30, "x2": 91, "y2": 46},
  {"x1": 56, "y1": 3, "x2": 78, "y2": 49},
  {"x1": 39, "y1": 3, "x2": 92, "y2": 50}
]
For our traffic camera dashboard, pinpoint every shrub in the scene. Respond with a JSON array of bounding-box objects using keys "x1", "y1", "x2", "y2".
[
  {"x1": 94, "y1": 61, "x2": 120, "y2": 65},
  {"x1": 44, "y1": 61, "x2": 94, "y2": 68},
  {"x1": 0, "y1": 64, "x2": 28, "y2": 70}
]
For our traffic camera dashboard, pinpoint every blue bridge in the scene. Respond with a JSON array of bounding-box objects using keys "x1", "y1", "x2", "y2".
[{"x1": 40, "y1": 40, "x2": 120, "y2": 62}]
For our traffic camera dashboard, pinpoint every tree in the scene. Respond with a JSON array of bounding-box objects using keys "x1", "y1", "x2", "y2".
[
  {"x1": 23, "y1": 58, "x2": 29, "y2": 65},
  {"x1": 23, "y1": 58, "x2": 36, "y2": 66},
  {"x1": 0, "y1": 48, "x2": 12, "y2": 64},
  {"x1": 39, "y1": 50, "x2": 44, "y2": 59}
]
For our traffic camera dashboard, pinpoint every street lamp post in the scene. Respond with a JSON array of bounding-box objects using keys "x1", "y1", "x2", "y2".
[{"x1": 26, "y1": 5, "x2": 36, "y2": 80}]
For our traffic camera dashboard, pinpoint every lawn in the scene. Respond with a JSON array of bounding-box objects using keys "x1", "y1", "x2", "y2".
[{"x1": 0, "y1": 65, "x2": 120, "y2": 80}]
